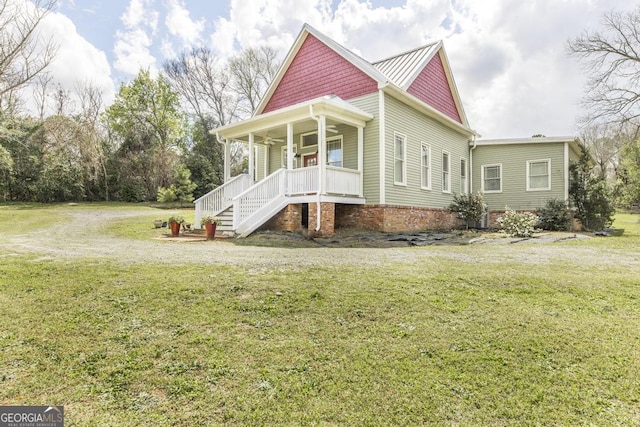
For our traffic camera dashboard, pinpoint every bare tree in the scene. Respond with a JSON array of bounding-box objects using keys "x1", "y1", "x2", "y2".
[
  {"x1": 229, "y1": 46, "x2": 280, "y2": 116},
  {"x1": 75, "y1": 80, "x2": 109, "y2": 199},
  {"x1": 0, "y1": 0, "x2": 57, "y2": 111},
  {"x1": 568, "y1": 6, "x2": 640, "y2": 126},
  {"x1": 32, "y1": 72, "x2": 52, "y2": 120},
  {"x1": 163, "y1": 47, "x2": 237, "y2": 127}
]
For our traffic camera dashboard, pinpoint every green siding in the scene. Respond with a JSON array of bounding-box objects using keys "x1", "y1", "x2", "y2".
[
  {"x1": 350, "y1": 93, "x2": 380, "y2": 204},
  {"x1": 472, "y1": 143, "x2": 567, "y2": 211},
  {"x1": 383, "y1": 93, "x2": 470, "y2": 208}
]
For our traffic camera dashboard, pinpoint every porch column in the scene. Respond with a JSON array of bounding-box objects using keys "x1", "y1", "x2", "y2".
[
  {"x1": 224, "y1": 140, "x2": 231, "y2": 182},
  {"x1": 286, "y1": 123, "x2": 294, "y2": 170},
  {"x1": 358, "y1": 126, "x2": 364, "y2": 197},
  {"x1": 248, "y1": 132, "x2": 254, "y2": 181},
  {"x1": 318, "y1": 115, "x2": 326, "y2": 194}
]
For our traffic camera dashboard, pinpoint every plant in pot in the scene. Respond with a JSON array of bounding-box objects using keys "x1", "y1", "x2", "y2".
[
  {"x1": 168, "y1": 215, "x2": 185, "y2": 236},
  {"x1": 200, "y1": 215, "x2": 221, "y2": 239}
]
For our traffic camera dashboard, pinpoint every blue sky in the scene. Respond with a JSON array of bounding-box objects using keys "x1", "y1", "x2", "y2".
[{"x1": 31, "y1": 0, "x2": 640, "y2": 137}]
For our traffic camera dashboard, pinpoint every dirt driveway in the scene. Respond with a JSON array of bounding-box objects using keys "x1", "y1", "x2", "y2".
[{"x1": 2, "y1": 206, "x2": 637, "y2": 270}]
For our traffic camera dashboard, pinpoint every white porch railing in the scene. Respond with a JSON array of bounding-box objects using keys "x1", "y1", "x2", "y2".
[
  {"x1": 325, "y1": 166, "x2": 361, "y2": 196},
  {"x1": 194, "y1": 173, "x2": 253, "y2": 227},
  {"x1": 287, "y1": 166, "x2": 318, "y2": 195},
  {"x1": 226, "y1": 166, "x2": 362, "y2": 237}
]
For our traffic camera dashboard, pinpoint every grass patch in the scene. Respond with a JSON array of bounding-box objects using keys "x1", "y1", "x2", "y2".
[
  {"x1": 1, "y1": 258, "x2": 639, "y2": 424},
  {"x1": 0, "y1": 204, "x2": 639, "y2": 425},
  {"x1": 0, "y1": 203, "x2": 69, "y2": 235}
]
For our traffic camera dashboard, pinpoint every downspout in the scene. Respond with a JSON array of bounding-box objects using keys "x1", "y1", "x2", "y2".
[
  {"x1": 309, "y1": 105, "x2": 322, "y2": 232},
  {"x1": 469, "y1": 134, "x2": 477, "y2": 192}
]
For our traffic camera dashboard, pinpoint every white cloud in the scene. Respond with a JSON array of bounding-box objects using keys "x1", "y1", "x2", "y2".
[
  {"x1": 18, "y1": 5, "x2": 115, "y2": 115},
  {"x1": 211, "y1": 0, "x2": 639, "y2": 138},
  {"x1": 165, "y1": 0, "x2": 205, "y2": 46},
  {"x1": 113, "y1": 0, "x2": 159, "y2": 75}
]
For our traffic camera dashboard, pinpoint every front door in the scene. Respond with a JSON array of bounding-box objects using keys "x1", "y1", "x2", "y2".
[{"x1": 304, "y1": 153, "x2": 317, "y2": 167}]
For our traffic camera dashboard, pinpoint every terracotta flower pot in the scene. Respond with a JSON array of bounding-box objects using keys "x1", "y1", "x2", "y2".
[
  {"x1": 204, "y1": 222, "x2": 217, "y2": 239},
  {"x1": 169, "y1": 221, "x2": 181, "y2": 236}
]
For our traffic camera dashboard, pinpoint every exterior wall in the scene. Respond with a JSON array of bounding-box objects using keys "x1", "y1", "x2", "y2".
[
  {"x1": 336, "y1": 204, "x2": 462, "y2": 232},
  {"x1": 472, "y1": 143, "x2": 567, "y2": 211},
  {"x1": 383, "y1": 93, "x2": 469, "y2": 208},
  {"x1": 263, "y1": 34, "x2": 379, "y2": 113},
  {"x1": 407, "y1": 52, "x2": 462, "y2": 123},
  {"x1": 349, "y1": 93, "x2": 380, "y2": 204}
]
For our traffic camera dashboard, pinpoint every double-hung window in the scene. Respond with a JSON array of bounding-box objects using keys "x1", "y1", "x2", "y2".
[
  {"x1": 442, "y1": 151, "x2": 451, "y2": 192},
  {"x1": 326, "y1": 136, "x2": 343, "y2": 167},
  {"x1": 460, "y1": 158, "x2": 468, "y2": 194},
  {"x1": 527, "y1": 159, "x2": 551, "y2": 191},
  {"x1": 394, "y1": 133, "x2": 406, "y2": 185},
  {"x1": 482, "y1": 164, "x2": 502, "y2": 193},
  {"x1": 421, "y1": 143, "x2": 431, "y2": 189}
]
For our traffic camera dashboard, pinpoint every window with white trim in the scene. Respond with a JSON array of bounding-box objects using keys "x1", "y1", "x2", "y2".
[
  {"x1": 281, "y1": 144, "x2": 297, "y2": 168},
  {"x1": 482, "y1": 164, "x2": 502, "y2": 193},
  {"x1": 527, "y1": 159, "x2": 551, "y2": 191},
  {"x1": 421, "y1": 142, "x2": 431, "y2": 189},
  {"x1": 301, "y1": 132, "x2": 318, "y2": 148},
  {"x1": 460, "y1": 158, "x2": 468, "y2": 194},
  {"x1": 326, "y1": 136, "x2": 343, "y2": 167},
  {"x1": 442, "y1": 151, "x2": 451, "y2": 192},
  {"x1": 394, "y1": 133, "x2": 406, "y2": 185}
]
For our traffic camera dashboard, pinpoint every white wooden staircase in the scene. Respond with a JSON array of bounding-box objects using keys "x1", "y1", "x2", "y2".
[{"x1": 194, "y1": 166, "x2": 362, "y2": 237}]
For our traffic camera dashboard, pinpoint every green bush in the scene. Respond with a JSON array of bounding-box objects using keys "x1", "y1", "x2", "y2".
[
  {"x1": 448, "y1": 192, "x2": 486, "y2": 229},
  {"x1": 497, "y1": 209, "x2": 539, "y2": 237},
  {"x1": 536, "y1": 199, "x2": 571, "y2": 231},
  {"x1": 569, "y1": 146, "x2": 615, "y2": 231}
]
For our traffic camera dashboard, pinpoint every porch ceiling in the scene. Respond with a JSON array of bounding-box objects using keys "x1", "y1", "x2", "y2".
[{"x1": 213, "y1": 95, "x2": 374, "y2": 141}]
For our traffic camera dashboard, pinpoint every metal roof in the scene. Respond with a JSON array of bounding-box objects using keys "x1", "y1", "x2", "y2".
[{"x1": 373, "y1": 42, "x2": 440, "y2": 89}]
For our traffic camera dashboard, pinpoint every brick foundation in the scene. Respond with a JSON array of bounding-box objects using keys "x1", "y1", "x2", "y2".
[
  {"x1": 335, "y1": 204, "x2": 462, "y2": 232},
  {"x1": 308, "y1": 202, "x2": 335, "y2": 237},
  {"x1": 261, "y1": 204, "x2": 303, "y2": 232}
]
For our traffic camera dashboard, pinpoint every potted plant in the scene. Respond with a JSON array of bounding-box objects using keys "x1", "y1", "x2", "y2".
[
  {"x1": 200, "y1": 215, "x2": 221, "y2": 239},
  {"x1": 168, "y1": 215, "x2": 185, "y2": 236}
]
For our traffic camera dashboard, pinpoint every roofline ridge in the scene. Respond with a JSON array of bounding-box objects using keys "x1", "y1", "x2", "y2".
[{"x1": 372, "y1": 40, "x2": 441, "y2": 64}]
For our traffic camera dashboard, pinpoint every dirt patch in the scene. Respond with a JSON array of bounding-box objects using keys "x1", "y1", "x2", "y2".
[{"x1": 2, "y1": 206, "x2": 634, "y2": 271}]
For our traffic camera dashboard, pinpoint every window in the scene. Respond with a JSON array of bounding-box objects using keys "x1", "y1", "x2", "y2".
[
  {"x1": 460, "y1": 158, "x2": 468, "y2": 194},
  {"x1": 281, "y1": 144, "x2": 297, "y2": 168},
  {"x1": 394, "y1": 133, "x2": 406, "y2": 185},
  {"x1": 482, "y1": 164, "x2": 502, "y2": 193},
  {"x1": 442, "y1": 151, "x2": 451, "y2": 192},
  {"x1": 301, "y1": 132, "x2": 318, "y2": 148},
  {"x1": 527, "y1": 159, "x2": 551, "y2": 191},
  {"x1": 421, "y1": 143, "x2": 431, "y2": 189},
  {"x1": 326, "y1": 136, "x2": 343, "y2": 167}
]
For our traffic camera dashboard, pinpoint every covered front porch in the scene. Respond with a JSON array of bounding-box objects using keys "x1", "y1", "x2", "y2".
[{"x1": 194, "y1": 95, "x2": 374, "y2": 237}]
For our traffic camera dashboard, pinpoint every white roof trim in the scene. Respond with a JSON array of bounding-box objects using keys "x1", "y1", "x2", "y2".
[
  {"x1": 214, "y1": 95, "x2": 374, "y2": 140},
  {"x1": 476, "y1": 136, "x2": 578, "y2": 145},
  {"x1": 381, "y1": 83, "x2": 476, "y2": 137}
]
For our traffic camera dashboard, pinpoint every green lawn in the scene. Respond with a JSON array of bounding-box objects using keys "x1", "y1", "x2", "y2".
[{"x1": 1, "y1": 205, "x2": 639, "y2": 425}]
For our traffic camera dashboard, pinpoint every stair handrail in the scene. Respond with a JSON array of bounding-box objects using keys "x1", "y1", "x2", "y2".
[
  {"x1": 232, "y1": 168, "x2": 286, "y2": 228},
  {"x1": 194, "y1": 173, "x2": 252, "y2": 227}
]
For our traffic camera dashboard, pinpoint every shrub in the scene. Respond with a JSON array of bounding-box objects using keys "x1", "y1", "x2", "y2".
[
  {"x1": 497, "y1": 209, "x2": 539, "y2": 237},
  {"x1": 569, "y1": 145, "x2": 615, "y2": 231},
  {"x1": 536, "y1": 199, "x2": 571, "y2": 231},
  {"x1": 448, "y1": 192, "x2": 486, "y2": 229}
]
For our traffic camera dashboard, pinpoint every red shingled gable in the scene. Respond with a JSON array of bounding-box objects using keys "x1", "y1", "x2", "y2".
[
  {"x1": 407, "y1": 52, "x2": 462, "y2": 123},
  {"x1": 262, "y1": 34, "x2": 379, "y2": 113}
]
